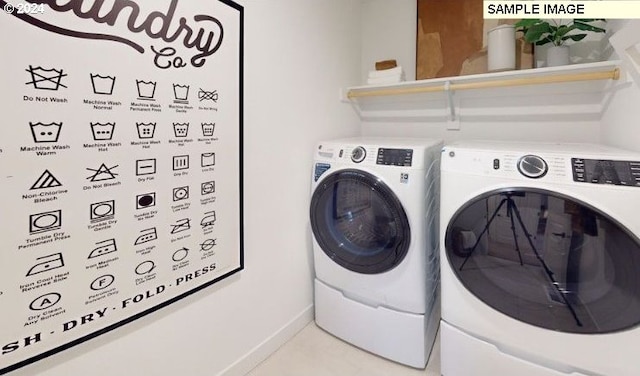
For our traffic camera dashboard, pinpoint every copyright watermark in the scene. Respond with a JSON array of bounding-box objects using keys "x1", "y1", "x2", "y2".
[{"x1": 3, "y1": 2, "x2": 46, "y2": 14}]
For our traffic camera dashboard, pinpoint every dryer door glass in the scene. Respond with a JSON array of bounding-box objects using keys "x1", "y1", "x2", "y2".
[
  {"x1": 446, "y1": 188, "x2": 640, "y2": 334},
  {"x1": 310, "y1": 169, "x2": 411, "y2": 274}
]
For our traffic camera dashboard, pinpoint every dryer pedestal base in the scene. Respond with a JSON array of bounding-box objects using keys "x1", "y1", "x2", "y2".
[{"x1": 314, "y1": 279, "x2": 439, "y2": 369}]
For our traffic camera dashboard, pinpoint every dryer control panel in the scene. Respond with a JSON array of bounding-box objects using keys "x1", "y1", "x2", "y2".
[
  {"x1": 376, "y1": 148, "x2": 413, "y2": 166},
  {"x1": 572, "y1": 158, "x2": 640, "y2": 187}
]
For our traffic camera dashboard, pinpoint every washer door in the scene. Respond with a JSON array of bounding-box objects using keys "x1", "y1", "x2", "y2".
[
  {"x1": 310, "y1": 169, "x2": 410, "y2": 274},
  {"x1": 445, "y1": 188, "x2": 640, "y2": 334}
]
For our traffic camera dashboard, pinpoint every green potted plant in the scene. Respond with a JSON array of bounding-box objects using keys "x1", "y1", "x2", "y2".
[{"x1": 515, "y1": 19, "x2": 606, "y2": 67}]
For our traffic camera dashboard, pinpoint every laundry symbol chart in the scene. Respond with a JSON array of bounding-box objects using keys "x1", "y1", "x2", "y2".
[
  {"x1": 173, "y1": 123, "x2": 189, "y2": 137},
  {"x1": 134, "y1": 227, "x2": 158, "y2": 245},
  {"x1": 90, "y1": 73, "x2": 116, "y2": 95},
  {"x1": 173, "y1": 186, "x2": 189, "y2": 201},
  {"x1": 173, "y1": 155, "x2": 189, "y2": 170},
  {"x1": 88, "y1": 238, "x2": 117, "y2": 259},
  {"x1": 136, "y1": 79, "x2": 156, "y2": 100},
  {"x1": 29, "y1": 209, "x2": 62, "y2": 234},
  {"x1": 200, "y1": 238, "x2": 217, "y2": 251},
  {"x1": 201, "y1": 123, "x2": 215, "y2": 137},
  {"x1": 172, "y1": 247, "x2": 189, "y2": 262},
  {"x1": 86, "y1": 163, "x2": 119, "y2": 182},
  {"x1": 170, "y1": 218, "x2": 191, "y2": 234},
  {"x1": 136, "y1": 192, "x2": 156, "y2": 209},
  {"x1": 30, "y1": 169, "x2": 62, "y2": 190},
  {"x1": 201, "y1": 211, "x2": 217, "y2": 228},
  {"x1": 198, "y1": 88, "x2": 218, "y2": 102},
  {"x1": 136, "y1": 122, "x2": 156, "y2": 139},
  {"x1": 90, "y1": 122, "x2": 115, "y2": 141},
  {"x1": 201, "y1": 181, "x2": 215, "y2": 195},
  {"x1": 30, "y1": 122, "x2": 62, "y2": 143},
  {"x1": 26, "y1": 253, "x2": 65, "y2": 276},
  {"x1": 25, "y1": 65, "x2": 67, "y2": 90},
  {"x1": 201, "y1": 153, "x2": 216, "y2": 167},
  {"x1": 173, "y1": 84, "x2": 190, "y2": 103},
  {"x1": 136, "y1": 159, "x2": 156, "y2": 176},
  {"x1": 90, "y1": 200, "x2": 115, "y2": 222},
  {"x1": 90, "y1": 274, "x2": 115, "y2": 291},
  {"x1": 135, "y1": 260, "x2": 155, "y2": 275}
]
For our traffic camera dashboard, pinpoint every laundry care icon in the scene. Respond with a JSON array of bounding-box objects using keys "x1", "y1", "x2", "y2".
[
  {"x1": 29, "y1": 209, "x2": 62, "y2": 234},
  {"x1": 134, "y1": 227, "x2": 157, "y2": 245},
  {"x1": 30, "y1": 122, "x2": 62, "y2": 143},
  {"x1": 198, "y1": 88, "x2": 218, "y2": 102},
  {"x1": 173, "y1": 84, "x2": 189, "y2": 103},
  {"x1": 201, "y1": 152, "x2": 215, "y2": 167},
  {"x1": 136, "y1": 79, "x2": 156, "y2": 100},
  {"x1": 173, "y1": 155, "x2": 189, "y2": 171},
  {"x1": 201, "y1": 180, "x2": 215, "y2": 195},
  {"x1": 172, "y1": 247, "x2": 189, "y2": 262},
  {"x1": 170, "y1": 218, "x2": 191, "y2": 234},
  {"x1": 88, "y1": 238, "x2": 117, "y2": 259},
  {"x1": 136, "y1": 159, "x2": 156, "y2": 176},
  {"x1": 90, "y1": 200, "x2": 115, "y2": 223},
  {"x1": 201, "y1": 211, "x2": 216, "y2": 228},
  {"x1": 201, "y1": 123, "x2": 215, "y2": 137},
  {"x1": 26, "y1": 253, "x2": 65, "y2": 277},
  {"x1": 173, "y1": 123, "x2": 189, "y2": 137},
  {"x1": 136, "y1": 122, "x2": 156, "y2": 139},
  {"x1": 90, "y1": 122, "x2": 115, "y2": 141},
  {"x1": 136, "y1": 192, "x2": 156, "y2": 209},
  {"x1": 173, "y1": 186, "x2": 189, "y2": 201},
  {"x1": 25, "y1": 65, "x2": 68, "y2": 90},
  {"x1": 30, "y1": 169, "x2": 62, "y2": 190},
  {"x1": 86, "y1": 163, "x2": 119, "y2": 182},
  {"x1": 90, "y1": 73, "x2": 116, "y2": 95}
]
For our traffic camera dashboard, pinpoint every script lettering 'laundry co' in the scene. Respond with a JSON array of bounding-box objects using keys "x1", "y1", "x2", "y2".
[{"x1": 7, "y1": 0, "x2": 224, "y2": 69}]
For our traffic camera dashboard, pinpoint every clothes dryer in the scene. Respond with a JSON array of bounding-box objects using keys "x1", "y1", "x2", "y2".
[
  {"x1": 440, "y1": 141, "x2": 640, "y2": 376},
  {"x1": 310, "y1": 137, "x2": 442, "y2": 368}
]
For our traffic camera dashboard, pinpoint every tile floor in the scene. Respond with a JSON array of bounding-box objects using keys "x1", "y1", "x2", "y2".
[{"x1": 246, "y1": 322, "x2": 441, "y2": 376}]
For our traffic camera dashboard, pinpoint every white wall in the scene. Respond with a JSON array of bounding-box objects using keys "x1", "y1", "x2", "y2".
[
  {"x1": 600, "y1": 20, "x2": 640, "y2": 152},
  {"x1": 360, "y1": 0, "x2": 416, "y2": 83},
  {"x1": 14, "y1": 1, "x2": 361, "y2": 375}
]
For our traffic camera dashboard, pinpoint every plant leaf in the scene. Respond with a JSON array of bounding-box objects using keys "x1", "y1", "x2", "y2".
[
  {"x1": 562, "y1": 34, "x2": 588, "y2": 42},
  {"x1": 573, "y1": 20, "x2": 606, "y2": 33},
  {"x1": 523, "y1": 23, "x2": 552, "y2": 43}
]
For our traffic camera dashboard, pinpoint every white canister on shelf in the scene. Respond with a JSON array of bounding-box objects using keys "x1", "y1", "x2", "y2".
[{"x1": 487, "y1": 24, "x2": 516, "y2": 72}]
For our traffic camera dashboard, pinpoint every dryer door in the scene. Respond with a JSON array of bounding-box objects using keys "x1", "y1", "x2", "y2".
[
  {"x1": 310, "y1": 169, "x2": 410, "y2": 274},
  {"x1": 445, "y1": 188, "x2": 640, "y2": 334}
]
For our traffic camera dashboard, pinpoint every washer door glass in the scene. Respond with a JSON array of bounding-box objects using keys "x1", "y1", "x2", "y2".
[
  {"x1": 446, "y1": 188, "x2": 640, "y2": 334},
  {"x1": 310, "y1": 169, "x2": 411, "y2": 274}
]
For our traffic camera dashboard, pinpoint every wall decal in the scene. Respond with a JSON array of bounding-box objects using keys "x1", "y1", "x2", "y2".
[{"x1": 0, "y1": 1, "x2": 242, "y2": 373}]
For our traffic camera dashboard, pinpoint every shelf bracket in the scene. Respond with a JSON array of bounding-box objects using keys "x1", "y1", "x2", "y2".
[{"x1": 444, "y1": 81, "x2": 460, "y2": 130}]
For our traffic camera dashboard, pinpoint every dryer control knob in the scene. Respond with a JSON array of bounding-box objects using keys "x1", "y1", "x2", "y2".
[
  {"x1": 351, "y1": 146, "x2": 366, "y2": 163},
  {"x1": 517, "y1": 154, "x2": 548, "y2": 179}
]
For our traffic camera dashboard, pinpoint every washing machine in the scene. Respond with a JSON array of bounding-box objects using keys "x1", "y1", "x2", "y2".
[
  {"x1": 310, "y1": 137, "x2": 442, "y2": 368},
  {"x1": 440, "y1": 140, "x2": 640, "y2": 376}
]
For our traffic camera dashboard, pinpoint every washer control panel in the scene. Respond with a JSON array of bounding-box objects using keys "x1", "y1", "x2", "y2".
[
  {"x1": 572, "y1": 158, "x2": 640, "y2": 187},
  {"x1": 376, "y1": 148, "x2": 413, "y2": 166}
]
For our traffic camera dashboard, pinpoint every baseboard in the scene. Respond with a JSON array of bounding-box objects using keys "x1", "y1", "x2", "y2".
[{"x1": 217, "y1": 304, "x2": 314, "y2": 376}]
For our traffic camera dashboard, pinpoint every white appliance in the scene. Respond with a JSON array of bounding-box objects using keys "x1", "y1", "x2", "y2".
[
  {"x1": 440, "y1": 141, "x2": 640, "y2": 376},
  {"x1": 310, "y1": 137, "x2": 442, "y2": 368}
]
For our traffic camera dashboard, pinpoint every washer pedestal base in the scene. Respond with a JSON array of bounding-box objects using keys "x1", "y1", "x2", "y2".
[{"x1": 314, "y1": 279, "x2": 438, "y2": 369}]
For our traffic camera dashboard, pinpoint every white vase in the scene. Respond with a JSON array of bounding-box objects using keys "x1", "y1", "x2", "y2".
[
  {"x1": 546, "y1": 45, "x2": 570, "y2": 67},
  {"x1": 487, "y1": 25, "x2": 516, "y2": 72}
]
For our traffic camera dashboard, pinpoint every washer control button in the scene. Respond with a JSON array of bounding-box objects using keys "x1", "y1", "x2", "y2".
[
  {"x1": 518, "y1": 155, "x2": 548, "y2": 179},
  {"x1": 351, "y1": 146, "x2": 366, "y2": 163}
]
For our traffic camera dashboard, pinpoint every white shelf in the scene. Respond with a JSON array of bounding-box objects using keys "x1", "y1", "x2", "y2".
[{"x1": 344, "y1": 61, "x2": 623, "y2": 125}]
